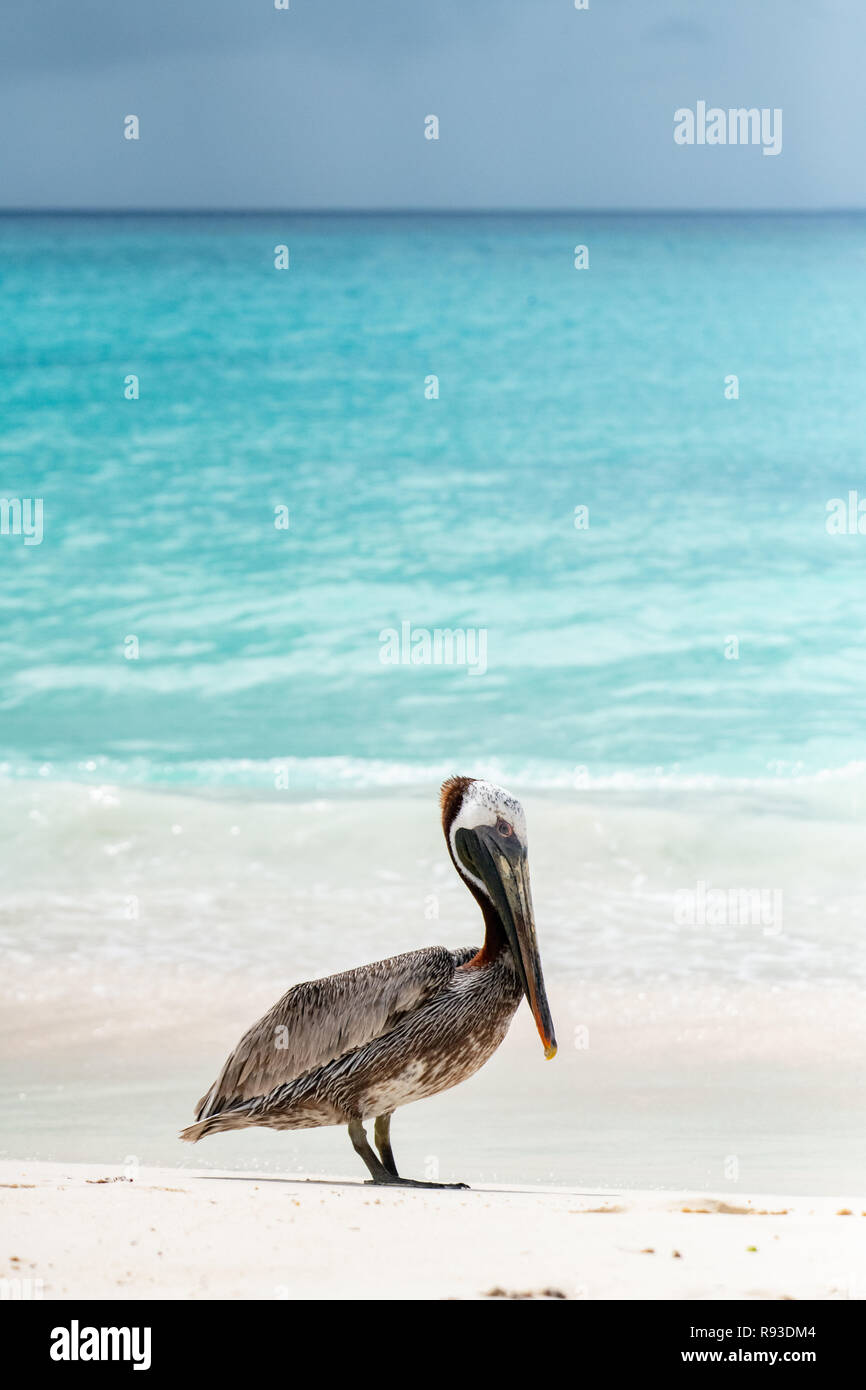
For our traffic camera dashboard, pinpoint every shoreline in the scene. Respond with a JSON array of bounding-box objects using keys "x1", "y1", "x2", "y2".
[
  {"x1": 4, "y1": 980, "x2": 865, "y2": 1196},
  {"x1": 1, "y1": 1161, "x2": 863, "y2": 1301},
  {"x1": 3, "y1": 776, "x2": 864, "y2": 1205}
]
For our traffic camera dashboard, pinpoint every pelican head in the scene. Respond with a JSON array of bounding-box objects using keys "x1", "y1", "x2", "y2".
[{"x1": 441, "y1": 776, "x2": 557, "y2": 1060}]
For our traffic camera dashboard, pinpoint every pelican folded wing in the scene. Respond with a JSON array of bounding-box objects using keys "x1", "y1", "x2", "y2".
[{"x1": 194, "y1": 945, "x2": 471, "y2": 1121}]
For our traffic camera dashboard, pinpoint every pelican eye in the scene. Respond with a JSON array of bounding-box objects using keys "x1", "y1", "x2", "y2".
[{"x1": 496, "y1": 819, "x2": 513, "y2": 837}]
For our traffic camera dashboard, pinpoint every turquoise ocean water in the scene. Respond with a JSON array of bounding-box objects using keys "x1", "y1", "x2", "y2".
[
  {"x1": 2, "y1": 212, "x2": 866, "y2": 791},
  {"x1": 3, "y1": 215, "x2": 866, "y2": 1186}
]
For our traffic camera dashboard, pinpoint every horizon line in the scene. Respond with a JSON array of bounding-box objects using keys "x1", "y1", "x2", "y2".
[{"x1": 0, "y1": 206, "x2": 863, "y2": 218}]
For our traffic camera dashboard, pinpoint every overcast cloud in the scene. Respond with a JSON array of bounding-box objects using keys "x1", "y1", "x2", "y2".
[{"x1": 0, "y1": 0, "x2": 861, "y2": 210}]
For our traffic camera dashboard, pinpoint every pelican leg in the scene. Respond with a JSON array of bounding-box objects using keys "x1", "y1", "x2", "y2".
[
  {"x1": 347, "y1": 1118, "x2": 469, "y2": 1190},
  {"x1": 348, "y1": 1117, "x2": 392, "y2": 1180},
  {"x1": 374, "y1": 1113, "x2": 398, "y2": 1176}
]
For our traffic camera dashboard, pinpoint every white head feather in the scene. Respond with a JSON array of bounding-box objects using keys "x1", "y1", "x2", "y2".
[{"x1": 448, "y1": 779, "x2": 527, "y2": 899}]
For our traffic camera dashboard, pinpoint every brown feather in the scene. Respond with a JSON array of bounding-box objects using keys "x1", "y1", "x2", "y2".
[
  {"x1": 181, "y1": 947, "x2": 520, "y2": 1141},
  {"x1": 440, "y1": 774, "x2": 473, "y2": 835},
  {"x1": 185, "y1": 945, "x2": 475, "y2": 1131}
]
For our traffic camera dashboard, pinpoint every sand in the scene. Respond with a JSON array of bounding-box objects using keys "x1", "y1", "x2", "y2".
[{"x1": 1, "y1": 1160, "x2": 863, "y2": 1301}]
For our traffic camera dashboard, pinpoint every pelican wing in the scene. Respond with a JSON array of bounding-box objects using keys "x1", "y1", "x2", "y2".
[{"x1": 196, "y1": 944, "x2": 475, "y2": 1120}]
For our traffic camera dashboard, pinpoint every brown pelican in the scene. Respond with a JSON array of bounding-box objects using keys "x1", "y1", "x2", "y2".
[{"x1": 180, "y1": 776, "x2": 557, "y2": 1187}]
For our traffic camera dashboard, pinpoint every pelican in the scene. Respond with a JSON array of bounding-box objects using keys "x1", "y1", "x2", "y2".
[{"x1": 180, "y1": 776, "x2": 557, "y2": 1187}]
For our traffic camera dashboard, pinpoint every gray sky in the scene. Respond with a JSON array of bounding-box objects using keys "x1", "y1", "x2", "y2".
[{"x1": 1, "y1": 0, "x2": 862, "y2": 210}]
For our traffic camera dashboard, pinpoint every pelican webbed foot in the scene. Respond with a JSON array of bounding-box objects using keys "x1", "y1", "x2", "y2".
[
  {"x1": 348, "y1": 1117, "x2": 470, "y2": 1189},
  {"x1": 364, "y1": 1177, "x2": 470, "y2": 1190}
]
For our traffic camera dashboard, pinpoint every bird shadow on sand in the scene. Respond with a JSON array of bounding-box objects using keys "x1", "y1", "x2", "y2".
[{"x1": 191, "y1": 1173, "x2": 618, "y2": 1198}]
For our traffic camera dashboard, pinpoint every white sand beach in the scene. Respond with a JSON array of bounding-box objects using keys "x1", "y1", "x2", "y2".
[
  {"x1": 3, "y1": 783, "x2": 865, "y2": 1305},
  {"x1": 1, "y1": 1160, "x2": 863, "y2": 1301}
]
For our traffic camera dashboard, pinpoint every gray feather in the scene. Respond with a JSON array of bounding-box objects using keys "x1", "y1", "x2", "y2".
[{"x1": 189, "y1": 945, "x2": 476, "y2": 1127}]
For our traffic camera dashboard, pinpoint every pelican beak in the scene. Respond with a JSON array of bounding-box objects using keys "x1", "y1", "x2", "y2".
[{"x1": 456, "y1": 826, "x2": 557, "y2": 1059}]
